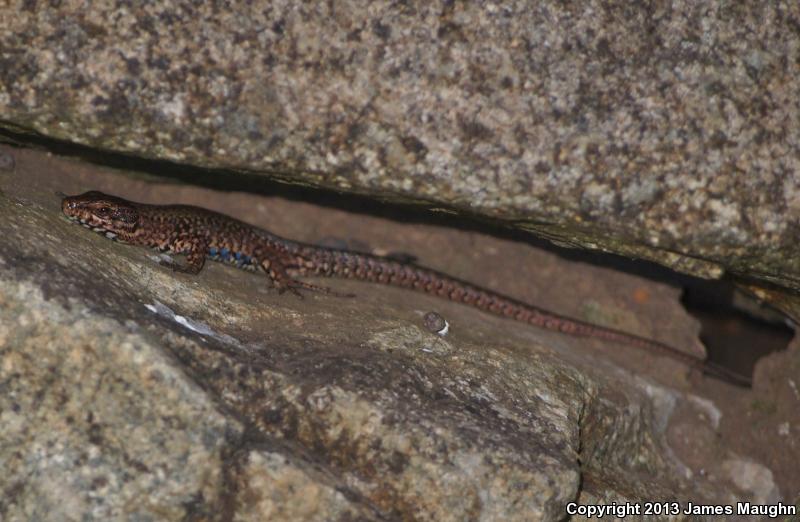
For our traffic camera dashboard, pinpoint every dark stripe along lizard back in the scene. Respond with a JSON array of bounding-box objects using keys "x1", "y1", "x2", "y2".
[{"x1": 62, "y1": 191, "x2": 750, "y2": 386}]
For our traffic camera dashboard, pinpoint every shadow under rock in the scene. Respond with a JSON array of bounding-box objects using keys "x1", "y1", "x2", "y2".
[{"x1": 1, "y1": 125, "x2": 793, "y2": 383}]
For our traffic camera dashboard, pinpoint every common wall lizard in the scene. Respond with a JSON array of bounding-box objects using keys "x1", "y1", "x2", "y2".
[{"x1": 62, "y1": 191, "x2": 749, "y2": 385}]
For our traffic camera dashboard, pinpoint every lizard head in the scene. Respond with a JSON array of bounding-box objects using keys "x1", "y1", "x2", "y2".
[{"x1": 62, "y1": 191, "x2": 140, "y2": 239}]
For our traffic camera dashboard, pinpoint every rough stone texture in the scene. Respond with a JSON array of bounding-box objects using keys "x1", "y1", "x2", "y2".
[
  {"x1": 1, "y1": 147, "x2": 795, "y2": 520},
  {"x1": 0, "y1": 277, "x2": 239, "y2": 521},
  {"x1": 0, "y1": 195, "x2": 583, "y2": 520},
  {"x1": 2, "y1": 1, "x2": 800, "y2": 300}
]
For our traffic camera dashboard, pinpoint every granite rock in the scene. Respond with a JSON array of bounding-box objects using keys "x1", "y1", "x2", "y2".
[
  {"x1": 0, "y1": 148, "x2": 787, "y2": 521},
  {"x1": 1, "y1": 1, "x2": 800, "y2": 299}
]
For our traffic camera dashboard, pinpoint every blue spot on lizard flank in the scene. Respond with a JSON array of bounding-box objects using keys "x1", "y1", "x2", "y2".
[
  {"x1": 209, "y1": 247, "x2": 218, "y2": 257},
  {"x1": 235, "y1": 253, "x2": 252, "y2": 267},
  {"x1": 220, "y1": 247, "x2": 230, "y2": 259}
]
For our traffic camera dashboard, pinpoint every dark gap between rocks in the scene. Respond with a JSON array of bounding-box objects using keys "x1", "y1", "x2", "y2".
[
  {"x1": 1, "y1": 125, "x2": 789, "y2": 383},
  {"x1": 681, "y1": 280, "x2": 794, "y2": 380}
]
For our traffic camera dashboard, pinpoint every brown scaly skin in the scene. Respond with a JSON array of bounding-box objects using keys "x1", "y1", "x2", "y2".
[{"x1": 62, "y1": 191, "x2": 750, "y2": 386}]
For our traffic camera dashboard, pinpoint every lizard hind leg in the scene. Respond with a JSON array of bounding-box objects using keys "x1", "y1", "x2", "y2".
[
  {"x1": 291, "y1": 280, "x2": 356, "y2": 299},
  {"x1": 261, "y1": 259, "x2": 354, "y2": 299}
]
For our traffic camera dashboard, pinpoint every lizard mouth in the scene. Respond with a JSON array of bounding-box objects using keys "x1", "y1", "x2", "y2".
[{"x1": 66, "y1": 215, "x2": 120, "y2": 240}]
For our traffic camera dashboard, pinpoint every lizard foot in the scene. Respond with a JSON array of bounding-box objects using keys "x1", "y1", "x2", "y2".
[
  {"x1": 158, "y1": 257, "x2": 202, "y2": 275},
  {"x1": 299, "y1": 280, "x2": 356, "y2": 298},
  {"x1": 277, "y1": 279, "x2": 355, "y2": 299}
]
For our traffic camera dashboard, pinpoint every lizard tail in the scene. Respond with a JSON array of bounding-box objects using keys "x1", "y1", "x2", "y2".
[{"x1": 293, "y1": 246, "x2": 751, "y2": 386}]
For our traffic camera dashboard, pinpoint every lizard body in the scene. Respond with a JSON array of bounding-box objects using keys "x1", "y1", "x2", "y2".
[{"x1": 62, "y1": 191, "x2": 749, "y2": 385}]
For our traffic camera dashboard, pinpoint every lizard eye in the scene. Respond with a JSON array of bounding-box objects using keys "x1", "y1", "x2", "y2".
[{"x1": 96, "y1": 206, "x2": 111, "y2": 216}]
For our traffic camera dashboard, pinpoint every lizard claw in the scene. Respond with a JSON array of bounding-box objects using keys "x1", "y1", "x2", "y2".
[
  {"x1": 295, "y1": 280, "x2": 354, "y2": 298},
  {"x1": 275, "y1": 279, "x2": 353, "y2": 299},
  {"x1": 158, "y1": 257, "x2": 202, "y2": 275}
]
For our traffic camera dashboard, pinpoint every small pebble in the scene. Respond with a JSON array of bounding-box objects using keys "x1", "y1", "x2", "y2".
[{"x1": 423, "y1": 311, "x2": 449, "y2": 336}]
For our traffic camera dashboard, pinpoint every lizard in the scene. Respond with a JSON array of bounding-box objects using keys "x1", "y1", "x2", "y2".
[{"x1": 62, "y1": 190, "x2": 751, "y2": 386}]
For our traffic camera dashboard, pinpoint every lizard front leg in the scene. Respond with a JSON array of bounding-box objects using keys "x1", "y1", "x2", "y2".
[{"x1": 159, "y1": 239, "x2": 208, "y2": 275}]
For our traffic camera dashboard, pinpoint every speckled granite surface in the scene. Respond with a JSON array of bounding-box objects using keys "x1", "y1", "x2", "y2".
[
  {"x1": 2, "y1": 1, "x2": 799, "y2": 294},
  {"x1": 3, "y1": 147, "x2": 791, "y2": 521}
]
